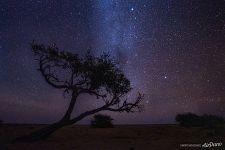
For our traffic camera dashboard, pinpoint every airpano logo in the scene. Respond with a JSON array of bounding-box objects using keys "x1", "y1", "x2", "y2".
[
  {"x1": 180, "y1": 142, "x2": 222, "y2": 148},
  {"x1": 202, "y1": 142, "x2": 222, "y2": 148}
]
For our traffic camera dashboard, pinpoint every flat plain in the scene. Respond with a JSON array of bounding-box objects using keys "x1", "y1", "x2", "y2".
[{"x1": 0, "y1": 124, "x2": 225, "y2": 150}]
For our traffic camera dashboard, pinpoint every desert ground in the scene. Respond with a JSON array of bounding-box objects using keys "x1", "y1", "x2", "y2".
[{"x1": 0, "y1": 124, "x2": 225, "y2": 150}]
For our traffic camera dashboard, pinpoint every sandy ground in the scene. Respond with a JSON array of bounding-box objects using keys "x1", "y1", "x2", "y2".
[{"x1": 0, "y1": 124, "x2": 225, "y2": 150}]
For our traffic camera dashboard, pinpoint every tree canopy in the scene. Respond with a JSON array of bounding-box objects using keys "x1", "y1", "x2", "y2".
[{"x1": 31, "y1": 42, "x2": 143, "y2": 114}]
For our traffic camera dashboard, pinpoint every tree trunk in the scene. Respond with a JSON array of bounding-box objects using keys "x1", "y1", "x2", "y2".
[
  {"x1": 13, "y1": 120, "x2": 68, "y2": 143},
  {"x1": 12, "y1": 92, "x2": 109, "y2": 143},
  {"x1": 61, "y1": 91, "x2": 79, "y2": 121},
  {"x1": 13, "y1": 92, "x2": 79, "y2": 143}
]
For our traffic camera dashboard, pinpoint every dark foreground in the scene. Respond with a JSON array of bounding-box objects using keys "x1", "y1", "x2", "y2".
[{"x1": 0, "y1": 124, "x2": 225, "y2": 150}]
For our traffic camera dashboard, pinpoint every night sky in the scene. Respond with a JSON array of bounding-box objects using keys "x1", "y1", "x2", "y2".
[{"x1": 1, "y1": 0, "x2": 225, "y2": 124}]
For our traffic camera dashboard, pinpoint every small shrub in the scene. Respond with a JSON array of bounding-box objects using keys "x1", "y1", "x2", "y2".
[{"x1": 91, "y1": 114, "x2": 114, "y2": 128}]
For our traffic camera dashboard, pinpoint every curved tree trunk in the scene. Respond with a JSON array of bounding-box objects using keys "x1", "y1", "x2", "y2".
[
  {"x1": 13, "y1": 92, "x2": 79, "y2": 143},
  {"x1": 61, "y1": 92, "x2": 79, "y2": 121},
  {"x1": 13, "y1": 92, "x2": 109, "y2": 143},
  {"x1": 13, "y1": 121, "x2": 67, "y2": 143}
]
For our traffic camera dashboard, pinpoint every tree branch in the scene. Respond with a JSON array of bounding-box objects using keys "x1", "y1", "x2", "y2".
[
  {"x1": 39, "y1": 58, "x2": 69, "y2": 89},
  {"x1": 80, "y1": 89, "x2": 107, "y2": 99},
  {"x1": 67, "y1": 93, "x2": 143, "y2": 125},
  {"x1": 106, "y1": 93, "x2": 143, "y2": 112},
  {"x1": 68, "y1": 104, "x2": 109, "y2": 124}
]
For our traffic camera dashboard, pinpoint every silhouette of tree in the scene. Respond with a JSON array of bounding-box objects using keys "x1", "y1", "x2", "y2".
[
  {"x1": 14, "y1": 42, "x2": 143, "y2": 142},
  {"x1": 91, "y1": 114, "x2": 114, "y2": 128}
]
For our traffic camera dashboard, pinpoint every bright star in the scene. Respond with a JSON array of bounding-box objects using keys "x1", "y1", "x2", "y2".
[{"x1": 131, "y1": 7, "x2": 134, "y2": 11}]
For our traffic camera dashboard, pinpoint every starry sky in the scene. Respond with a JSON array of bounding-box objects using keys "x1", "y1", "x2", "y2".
[{"x1": 1, "y1": 0, "x2": 225, "y2": 124}]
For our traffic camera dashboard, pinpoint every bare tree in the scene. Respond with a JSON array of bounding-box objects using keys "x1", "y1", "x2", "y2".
[{"x1": 14, "y1": 42, "x2": 143, "y2": 142}]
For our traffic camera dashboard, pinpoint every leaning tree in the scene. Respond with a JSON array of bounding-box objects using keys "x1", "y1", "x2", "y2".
[{"x1": 15, "y1": 42, "x2": 143, "y2": 142}]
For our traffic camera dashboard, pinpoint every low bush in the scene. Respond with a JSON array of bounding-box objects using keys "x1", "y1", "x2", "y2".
[{"x1": 91, "y1": 114, "x2": 114, "y2": 128}]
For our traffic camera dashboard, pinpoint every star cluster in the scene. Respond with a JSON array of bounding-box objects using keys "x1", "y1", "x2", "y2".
[{"x1": 1, "y1": 0, "x2": 225, "y2": 124}]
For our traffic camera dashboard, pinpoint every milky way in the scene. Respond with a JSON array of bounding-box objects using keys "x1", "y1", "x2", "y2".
[{"x1": 1, "y1": 0, "x2": 225, "y2": 124}]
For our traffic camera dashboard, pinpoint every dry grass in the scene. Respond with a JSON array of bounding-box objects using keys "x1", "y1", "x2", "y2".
[{"x1": 0, "y1": 124, "x2": 225, "y2": 150}]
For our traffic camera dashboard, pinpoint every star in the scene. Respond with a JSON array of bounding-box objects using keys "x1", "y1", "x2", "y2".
[{"x1": 1, "y1": 0, "x2": 225, "y2": 125}]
